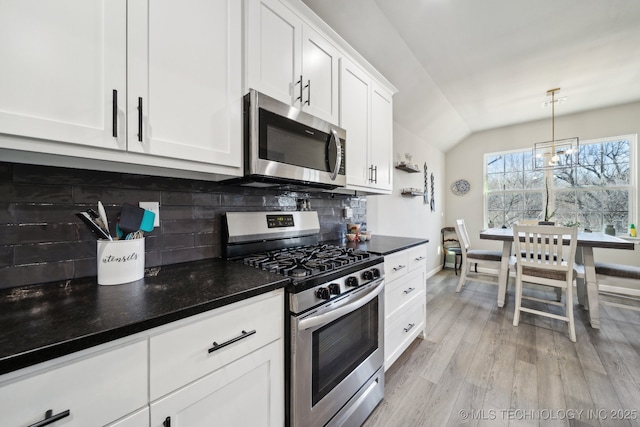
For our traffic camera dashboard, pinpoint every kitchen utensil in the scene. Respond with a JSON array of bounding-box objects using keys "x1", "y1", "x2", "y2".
[
  {"x1": 140, "y1": 209, "x2": 156, "y2": 232},
  {"x1": 97, "y1": 201, "x2": 112, "y2": 240},
  {"x1": 76, "y1": 211, "x2": 111, "y2": 240},
  {"x1": 118, "y1": 203, "x2": 146, "y2": 234}
]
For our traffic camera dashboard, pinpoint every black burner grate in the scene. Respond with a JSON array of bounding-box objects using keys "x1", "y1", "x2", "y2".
[{"x1": 242, "y1": 244, "x2": 371, "y2": 277}]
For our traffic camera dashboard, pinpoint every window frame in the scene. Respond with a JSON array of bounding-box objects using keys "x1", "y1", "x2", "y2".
[{"x1": 483, "y1": 134, "x2": 637, "y2": 233}]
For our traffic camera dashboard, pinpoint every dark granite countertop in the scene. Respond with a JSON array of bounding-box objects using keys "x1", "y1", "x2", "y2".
[
  {"x1": 324, "y1": 235, "x2": 429, "y2": 256},
  {"x1": 0, "y1": 259, "x2": 288, "y2": 376}
]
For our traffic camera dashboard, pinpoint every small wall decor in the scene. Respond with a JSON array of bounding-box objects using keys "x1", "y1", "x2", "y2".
[
  {"x1": 423, "y1": 163, "x2": 429, "y2": 204},
  {"x1": 430, "y1": 172, "x2": 435, "y2": 212},
  {"x1": 451, "y1": 179, "x2": 470, "y2": 196}
]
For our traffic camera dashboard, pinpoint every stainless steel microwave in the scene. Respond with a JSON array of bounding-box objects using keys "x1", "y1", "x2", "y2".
[{"x1": 228, "y1": 89, "x2": 346, "y2": 189}]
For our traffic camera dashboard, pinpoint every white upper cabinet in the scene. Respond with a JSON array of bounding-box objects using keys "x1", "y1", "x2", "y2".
[
  {"x1": 340, "y1": 57, "x2": 371, "y2": 189},
  {"x1": 0, "y1": 0, "x2": 127, "y2": 150},
  {"x1": 340, "y1": 58, "x2": 393, "y2": 194},
  {"x1": 0, "y1": 0, "x2": 242, "y2": 176},
  {"x1": 246, "y1": 0, "x2": 340, "y2": 124},
  {"x1": 127, "y1": 0, "x2": 242, "y2": 167},
  {"x1": 370, "y1": 83, "x2": 394, "y2": 192}
]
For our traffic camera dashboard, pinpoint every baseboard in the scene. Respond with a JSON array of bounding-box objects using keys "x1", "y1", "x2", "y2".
[
  {"x1": 427, "y1": 265, "x2": 443, "y2": 279},
  {"x1": 599, "y1": 284, "x2": 640, "y2": 298}
]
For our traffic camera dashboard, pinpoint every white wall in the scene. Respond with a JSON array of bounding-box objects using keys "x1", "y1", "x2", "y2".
[
  {"x1": 445, "y1": 101, "x2": 640, "y2": 267},
  {"x1": 367, "y1": 122, "x2": 446, "y2": 276}
]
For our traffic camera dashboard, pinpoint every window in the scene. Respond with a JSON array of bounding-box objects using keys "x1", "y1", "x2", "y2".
[{"x1": 485, "y1": 135, "x2": 636, "y2": 233}]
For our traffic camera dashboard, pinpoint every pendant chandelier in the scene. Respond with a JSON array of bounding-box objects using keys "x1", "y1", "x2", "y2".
[{"x1": 533, "y1": 88, "x2": 579, "y2": 170}]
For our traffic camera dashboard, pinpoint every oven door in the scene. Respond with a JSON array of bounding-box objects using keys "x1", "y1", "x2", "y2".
[{"x1": 291, "y1": 278, "x2": 384, "y2": 427}]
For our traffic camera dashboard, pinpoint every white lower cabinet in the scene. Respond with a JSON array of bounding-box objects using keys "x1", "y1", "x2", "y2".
[
  {"x1": 0, "y1": 289, "x2": 284, "y2": 427},
  {"x1": 149, "y1": 289, "x2": 284, "y2": 427},
  {"x1": 149, "y1": 340, "x2": 283, "y2": 427},
  {"x1": 384, "y1": 244, "x2": 427, "y2": 370},
  {"x1": 0, "y1": 339, "x2": 148, "y2": 427}
]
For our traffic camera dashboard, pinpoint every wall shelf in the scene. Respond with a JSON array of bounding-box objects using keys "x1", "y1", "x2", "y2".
[{"x1": 395, "y1": 163, "x2": 420, "y2": 173}]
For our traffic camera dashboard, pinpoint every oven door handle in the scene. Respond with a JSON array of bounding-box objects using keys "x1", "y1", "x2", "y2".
[{"x1": 298, "y1": 278, "x2": 384, "y2": 330}]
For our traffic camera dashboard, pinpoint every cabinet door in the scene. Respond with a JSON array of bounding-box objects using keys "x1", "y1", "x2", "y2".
[
  {"x1": 0, "y1": 340, "x2": 148, "y2": 427},
  {"x1": 301, "y1": 25, "x2": 340, "y2": 124},
  {"x1": 0, "y1": 0, "x2": 126, "y2": 151},
  {"x1": 246, "y1": 0, "x2": 302, "y2": 107},
  {"x1": 339, "y1": 58, "x2": 371, "y2": 189},
  {"x1": 127, "y1": 0, "x2": 241, "y2": 167},
  {"x1": 150, "y1": 340, "x2": 284, "y2": 427},
  {"x1": 369, "y1": 83, "x2": 393, "y2": 192}
]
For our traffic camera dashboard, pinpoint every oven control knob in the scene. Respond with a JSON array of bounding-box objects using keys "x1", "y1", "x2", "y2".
[
  {"x1": 346, "y1": 276, "x2": 359, "y2": 287},
  {"x1": 371, "y1": 268, "x2": 381, "y2": 279},
  {"x1": 362, "y1": 270, "x2": 374, "y2": 281},
  {"x1": 328, "y1": 283, "x2": 341, "y2": 295},
  {"x1": 316, "y1": 287, "x2": 331, "y2": 300}
]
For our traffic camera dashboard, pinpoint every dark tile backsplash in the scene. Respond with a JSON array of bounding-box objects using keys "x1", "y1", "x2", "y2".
[{"x1": 0, "y1": 162, "x2": 366, "y2": 289}]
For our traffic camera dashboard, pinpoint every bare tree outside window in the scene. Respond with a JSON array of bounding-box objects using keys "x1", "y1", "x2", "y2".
[{"x1": 485, "y1": 136, "x2": 634, "y2": 232}]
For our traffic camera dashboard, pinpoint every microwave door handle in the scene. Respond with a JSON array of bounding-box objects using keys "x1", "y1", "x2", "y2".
[
  {"x1": 328, "y1": 129, "x2": 342, "y2": 181},
  {"x1": 298, "y1": 278, "x2": 383, "y2": 331}
]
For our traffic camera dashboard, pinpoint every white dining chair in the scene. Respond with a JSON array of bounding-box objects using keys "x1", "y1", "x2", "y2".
[
  {"x1": 454, "y1": 219, "x2": 503, "y2": 293},
  {"x1": 512, "y1": 225, "x2": 578, "y2": 342}
]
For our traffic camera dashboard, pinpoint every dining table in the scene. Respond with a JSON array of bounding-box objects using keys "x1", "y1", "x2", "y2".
[{"x1": 479, "y1": 227, "x2": 635, "y2": 329}]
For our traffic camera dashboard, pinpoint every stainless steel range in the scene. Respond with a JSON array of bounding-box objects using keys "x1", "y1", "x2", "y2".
[{"x1": 224, "y1": 211, "x2": 385, "y2": 427}]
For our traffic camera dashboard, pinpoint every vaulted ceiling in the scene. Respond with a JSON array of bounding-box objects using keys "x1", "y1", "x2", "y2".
[{"x1": 302, "y1": 0, "x2": 640, "y2": 152}]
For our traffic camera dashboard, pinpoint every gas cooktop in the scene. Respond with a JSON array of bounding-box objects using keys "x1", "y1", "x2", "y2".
[{"x1": 242, "y1": 244, "x2": 373, "y2": 278}]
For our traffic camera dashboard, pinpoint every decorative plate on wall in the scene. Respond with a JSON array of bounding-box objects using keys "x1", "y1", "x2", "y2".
[{"x1": 451, "y1": 179, "x2": 470, "y2": 195}]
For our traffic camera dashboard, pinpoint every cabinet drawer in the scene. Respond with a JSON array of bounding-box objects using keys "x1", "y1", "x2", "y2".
[
  {"x1": 406, "y1": 244, "x2": 427, "y2": 272},
  {"x1": 384, "y1": 250, "x2": 409, "y2": 282},
  {"x1": 385, "y1": 267, "x2": 426, "y2": 319},
  {"x1": 0, "y1": 339, "x2": 148, "y2": 427},
  {"x1": 384, "y1": 298, "x2": 425, "y2": 370},
  {"x1": 150, "y1": 290, "x2": 283, "y2": 400}
]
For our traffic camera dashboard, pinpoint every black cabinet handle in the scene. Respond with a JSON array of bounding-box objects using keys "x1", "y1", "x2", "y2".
[
  {"x1": 304, "y1": 80, "x2": 310, "y2": 106},
  {"x1": 403, "y1": 323, "x2": 415, "y2": 333},
  {"x1": 112, "y1": 89, "x2": 118, "y2": 138},
  {"x1": 208, "y1": 329, "x2": 256, "y2": 354},
  {"x1": 163, "y1": 416, "x2": 171, "y2": 427},
  {"x1": 296, "y1": 75, "x2": 303, "y2": 104},
  {"x1": 368, "y1": 165, "x2": 374, "y2": 183},
  {"x1": 137, "y1": 97, "x2": 143, "y2": 142},
  {"x1": 373, "y1": 165, "x2": 378, "y2": 184},
  {"x1": 28, "y1": 409, "x2": 70, "y2": 427}
]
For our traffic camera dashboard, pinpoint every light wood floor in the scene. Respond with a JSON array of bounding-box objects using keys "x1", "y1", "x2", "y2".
[{"x1": 364, "y1": 269, "x2": 640, "y2": 427}]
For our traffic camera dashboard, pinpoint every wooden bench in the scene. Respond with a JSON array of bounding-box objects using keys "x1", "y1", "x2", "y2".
[{"x1": 596, "y1": 260, "x2": 640, "y2": 295}]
